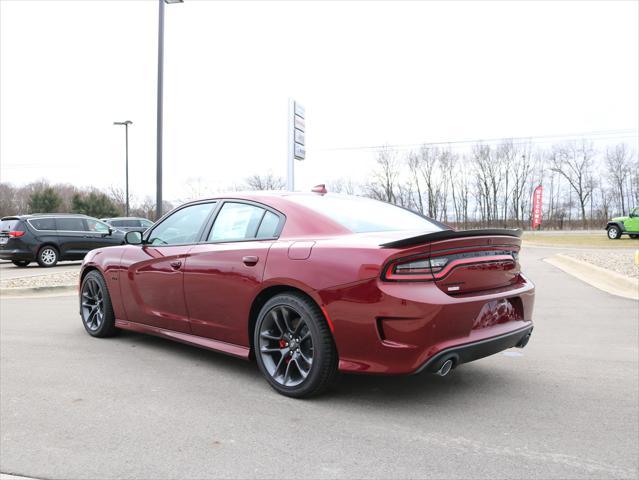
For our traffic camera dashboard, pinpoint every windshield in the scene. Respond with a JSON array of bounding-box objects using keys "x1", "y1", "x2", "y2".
[{"x1": 288, "y1": 195, "x2": 443, "y2": 233}]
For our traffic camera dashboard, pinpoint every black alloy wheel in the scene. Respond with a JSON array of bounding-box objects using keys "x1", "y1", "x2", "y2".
[
  {"x1": 254, "y1": 293, "x2": 338, "y2": 398},
  {"x1": 80, "y1": 270, "x2": 117, "y2": 337}
]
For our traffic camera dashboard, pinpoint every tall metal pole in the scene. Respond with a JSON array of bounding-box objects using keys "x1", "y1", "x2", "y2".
[
  {"x1": 114, "y1": 120, "x2": 132, "y2": 216},
  {"x1": 286, "y1": 98, "x2": 295, "y2": 191},
  {"x1": 125, "y1": 123, "x2": 130, "y2": 216},
  {"x1": 156, "y1": 0, "x2": 165, "y2": 220}
]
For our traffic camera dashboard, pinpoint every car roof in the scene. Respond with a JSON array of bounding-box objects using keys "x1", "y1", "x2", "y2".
[
  {"x1": 176, "y1": 192, "x2": 362, "y2": 237},
  {"x1": 102, "y1": 217, "x2": 149, "y2": 221},
  {"x1": 1, "y1": 213, "x2": 92, "y2": 220}
]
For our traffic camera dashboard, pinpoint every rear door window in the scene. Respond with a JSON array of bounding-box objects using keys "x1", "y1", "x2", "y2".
[
  {"x1": 123, "y1": 219, "x2": 141, "y2": 227},
  {"x1": 56, "y1": 217, "x2": 86, "y2": 231},
  {"x1": 208, "y1": 203, "x2": 266, "y2": 242},
  {"x1": 256, "y1": 211, "x2": 280, "y2": 239},
  {"x1": 28, "y1": 218, "x2": 56, "y2": 231}
]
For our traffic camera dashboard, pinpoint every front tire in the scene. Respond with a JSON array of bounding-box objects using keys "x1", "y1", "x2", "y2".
[
  {"x1": 80, "y1": 270, "x2": 117, "y2": 337},
  {"x1": 254, "y1": 293, "x2": 338, "y2": 398},
  {"x1": 37, "y1": 246, "x2": 59, "y2": 267},
  {"x1": 12, "y1": 260, "x2": 30, "y2": 267},
  {"x1": 607, "y1": 226, "x2": 621, "y2": 240}
]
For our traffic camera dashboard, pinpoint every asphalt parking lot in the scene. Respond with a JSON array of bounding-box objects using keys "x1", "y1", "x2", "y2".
[{"x1": 1, "y1": 247, "x2": 637, "y2": 479}]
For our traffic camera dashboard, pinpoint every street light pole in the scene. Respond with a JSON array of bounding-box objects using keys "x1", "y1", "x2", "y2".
[
  {"x1": 156, "y1": 0, "x2": 183, "y2": 220},
  {"x1": 114, "y1": 120, "x2": 133, "y2": 216}
]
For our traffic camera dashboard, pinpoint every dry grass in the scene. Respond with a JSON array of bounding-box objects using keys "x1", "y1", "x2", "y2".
[{"x1": 522, "y1": 231, "x2": 639, "y2": 249}]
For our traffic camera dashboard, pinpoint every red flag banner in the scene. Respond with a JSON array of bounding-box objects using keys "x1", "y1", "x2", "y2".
[{"x1": 531, "y1": 185, "x2": 543, "y2": 230}]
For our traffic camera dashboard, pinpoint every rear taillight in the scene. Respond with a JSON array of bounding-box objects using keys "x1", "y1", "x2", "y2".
[
  {"x1": 384, "y1": 256, "x2": 448, "y2": 281},
  {"x1": 383, "y1": 249, "x2": 519, "y2": 282},
  {"x1": 8, "y1": 231, "x2": 25, "y2": 237}
]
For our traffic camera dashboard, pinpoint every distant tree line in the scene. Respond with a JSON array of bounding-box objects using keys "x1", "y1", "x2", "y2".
[
  {"x1": 1, "y1": 139, "x2": 636, "y2": 229},
  {"x1": 326, "y1": 139, "x2": 637, "y2": 230},
  {"x1": 0, "y1": 181, "x2": 172, "y2": 220}
]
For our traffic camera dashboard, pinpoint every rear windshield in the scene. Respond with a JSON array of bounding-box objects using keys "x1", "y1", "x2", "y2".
[
  {"x1": 287, "y1": 195, "x2": 443, "y2": 233},
  {"x1": 0, "y1": 219, "x2": 21, "y2": 231}
]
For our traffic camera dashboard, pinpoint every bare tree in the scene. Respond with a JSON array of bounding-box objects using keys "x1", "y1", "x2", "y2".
[
  {"x1": 364, "y1": 147, "x2": 399, "y2": 203},
  {"x1": 243, "y1": 172, "x2": 285, "y2": 191},
  {"x1": 406, "y1": 151, "x2": 424, "y2": 214},
  {"x1": 605, "y1": 143, "x2": 633, "y2": 215},
  {"x1": 327, "y1": 178, "x2": 358, "y2": 195},
  {"x1": 549, "y1": 140, "x2": 596, "y2": 227},
  {"x1": 510, "y1": 149, "x2": 533, "y2": 226},
  {"x1": 415, "y1": 146, "x2": 442, "y2": 218}
]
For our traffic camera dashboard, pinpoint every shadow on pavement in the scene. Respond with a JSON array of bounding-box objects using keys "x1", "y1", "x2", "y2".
[{"x1": 113, "y1": 328, "x2": 524, "y2": 407}]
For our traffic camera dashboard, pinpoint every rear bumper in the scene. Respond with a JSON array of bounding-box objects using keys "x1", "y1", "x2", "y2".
[
  {"x1": 414, "y1": 325, "x2": 533, "y2": 374},
  {"x1": 0, "y1": 248, "x2": 34, "y2": 261},
  {"x1": 320, "y1": 274, "x2": 535, "y2": 375}
]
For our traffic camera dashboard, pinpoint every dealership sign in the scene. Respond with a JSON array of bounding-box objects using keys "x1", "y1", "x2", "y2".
[
  {"x1": 531, "y1": 185, "x2": 543, "y2": 229},
  {"x1": 293, "y1": 101, "x2": 305, "y2": 160}
]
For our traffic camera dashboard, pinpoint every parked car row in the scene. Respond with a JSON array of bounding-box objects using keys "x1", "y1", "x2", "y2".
[{"x1": 0, "y1": 214, "x2": 152, "y2": 267}]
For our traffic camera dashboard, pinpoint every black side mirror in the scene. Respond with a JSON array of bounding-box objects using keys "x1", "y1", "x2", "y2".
[{"x1": 125, "y1": 231, "x2": 143, "y2": 245}]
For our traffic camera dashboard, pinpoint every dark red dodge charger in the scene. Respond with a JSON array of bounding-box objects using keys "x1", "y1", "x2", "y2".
[{"x1": 79, "y1": 192, "x2": 534, "y2": 397}]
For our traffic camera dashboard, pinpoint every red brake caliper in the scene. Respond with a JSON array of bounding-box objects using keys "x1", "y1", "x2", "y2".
[{"x1": 279, "y1": 338, "x2": 292, "y2": 363}]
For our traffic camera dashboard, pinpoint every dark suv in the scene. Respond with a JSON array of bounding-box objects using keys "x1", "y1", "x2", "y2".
[{"x1": 0, "y1": 214, "x2": 125, "y2": 267}]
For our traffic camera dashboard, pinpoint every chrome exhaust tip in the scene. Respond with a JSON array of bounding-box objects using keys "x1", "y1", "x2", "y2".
[
  {"x1": 516, "y1": 332, "x2": 531, "y2": 349},
  {"x1": 436, "y1": 359, "x2": 454, "y2": 377}
]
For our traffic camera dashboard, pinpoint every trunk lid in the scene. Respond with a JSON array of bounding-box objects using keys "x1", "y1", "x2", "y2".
[
  {"x1": 381, "y1": 229, "x2": 522, "y2": 295},
  {"x1": 429, "y1": 234, "x2": 521, "y2": 294}
]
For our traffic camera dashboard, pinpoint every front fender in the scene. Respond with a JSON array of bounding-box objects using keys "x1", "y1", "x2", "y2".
[
  {"x1": 606, "y1": 222, "x2": 625, "y2": 232},
  {"x1": 79, "y1": 247, "x2": 128, "y2": 321}
]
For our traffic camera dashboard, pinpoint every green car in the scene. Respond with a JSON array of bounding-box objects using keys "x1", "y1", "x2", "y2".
[{"x1": 606, "y1": 207, "x2": 639, "y2": 239}]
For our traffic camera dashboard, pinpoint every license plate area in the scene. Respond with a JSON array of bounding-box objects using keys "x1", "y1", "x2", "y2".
[{"x1": 472, "y1": 298, "x2": 523, "y2": 330}]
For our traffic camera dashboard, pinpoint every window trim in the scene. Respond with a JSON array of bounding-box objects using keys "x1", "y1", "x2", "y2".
[
  {"x1": 201, "y1": 199, "x2": 286, "y2": 244},
  {"x1": 143, "y1": 200, "x2": 221, "y2": 246}
]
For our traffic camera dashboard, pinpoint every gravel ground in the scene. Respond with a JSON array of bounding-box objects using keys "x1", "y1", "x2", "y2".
[
  {"x1": 0, "y1": 270, "x2": 79, "y2": 290},
  {"x1": 565, "y1": 250, "x2": 639, "y2": 279}
]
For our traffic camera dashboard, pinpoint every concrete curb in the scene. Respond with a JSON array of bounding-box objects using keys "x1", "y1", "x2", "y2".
[
  {"x1": 0, "y1": 284, "x2": 77, "y2": 297},
  {"x1": 544, "y1": 254, "x2": 639, "y2": 300}
]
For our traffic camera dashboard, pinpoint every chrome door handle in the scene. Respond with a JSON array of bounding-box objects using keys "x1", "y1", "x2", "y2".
[
  {"x1": 242, "y1": 255, "x2": 259, "y2": 266},
  {"x1": 170, "y1": 260, "x2": 182, "y2": 269}
]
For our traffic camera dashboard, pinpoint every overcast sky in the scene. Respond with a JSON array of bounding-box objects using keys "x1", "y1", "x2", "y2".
[{"x1": 1, "y1": 0, "x2": 637, "y2": 203}]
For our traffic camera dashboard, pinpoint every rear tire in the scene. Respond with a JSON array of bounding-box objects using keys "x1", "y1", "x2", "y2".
[
  {"x1": 37, "y1": 246, "x2": 59, "y2": 267},
  {"x1": 607, "y1": 226, "x2": 621, "y2": 240},
  {"x1": 12, "y1": 260, "x2": 30, "y2": 267},
  {"x1": 80, "y1": 270, "x2": 118, "y2": 337},
  {"x1": 254, "y1": 292, "x2": 338, "y2": 398}
]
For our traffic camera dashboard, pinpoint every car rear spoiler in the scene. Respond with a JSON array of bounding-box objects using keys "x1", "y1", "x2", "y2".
[{"x1": 380, "y1": 228, "x2": 522, "y2": 248}]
